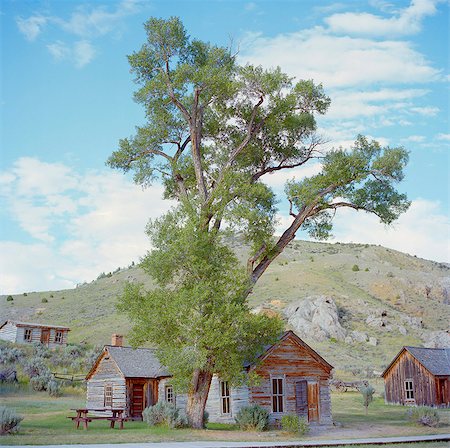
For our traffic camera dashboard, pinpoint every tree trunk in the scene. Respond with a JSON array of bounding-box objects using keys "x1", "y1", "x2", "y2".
[{"x1": 186, "y1": 369, "x2": 213, "y2": 429}]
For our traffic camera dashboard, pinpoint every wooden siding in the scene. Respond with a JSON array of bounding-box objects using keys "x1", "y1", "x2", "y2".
[
  {"x1": 384, "y1": 350, "x2": 442, "y2": 407},
  {"x1": 86, "y1": 353, "x2": 127, "y2": 416},
  {"x1": 250, "y1": 334, "x2": 332, "y2": 425},
  {"x1": 0, "y1": 323, "x2": 69, "y2": 347},
  {"x1": 0, "y1": 322, "x2": 18, "y2": 342},
  {"x1": 158, "y1": 375, "x2": 249, "y2": 424}
]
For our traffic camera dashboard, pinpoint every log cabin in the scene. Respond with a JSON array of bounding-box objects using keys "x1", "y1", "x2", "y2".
[
  {"x1": 382, "y1": 346, "x2": 450, "y2": 407},
  {"x1": 0, "y1": 320, "x2": 70, "y2": 347},
  {"x1": 86, "y1": 331, "x2": 333, "y2": 425}
]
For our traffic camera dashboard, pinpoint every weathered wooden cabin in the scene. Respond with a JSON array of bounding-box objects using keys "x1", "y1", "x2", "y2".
[
  {"x1": 85, "y1": 335, "x2": 170, "y2": 418},
  {"x1": 0, "y1": 320, "x2": 70, "y2": 347},
  {"x1": 382, "y1": 346, "x2": 450, "y2": 407},
  {"x1": 86, "y1": 331, "x2": 333, "y2": 424}
]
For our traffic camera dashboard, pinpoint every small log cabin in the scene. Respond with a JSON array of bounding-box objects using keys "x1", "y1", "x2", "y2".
[
  {"x1": 0, "y1": 320, "x2": 70, "y2": 347},
  {"x1": 382, "y1": 346, "x2": 450, "y2": 407},
  {"x1": 86, "y1": 331, "x2": 333, "y2": 425}
]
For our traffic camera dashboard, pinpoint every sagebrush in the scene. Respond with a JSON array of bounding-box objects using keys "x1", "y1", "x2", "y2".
[
  {"x1": 235, "y1": 404, "x2": 269, "y2": 431},
  {"x1": 0, "y1": 406, "x2": 23, "y2": 435}
]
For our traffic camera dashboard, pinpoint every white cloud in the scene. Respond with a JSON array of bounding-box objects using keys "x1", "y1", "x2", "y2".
[
  {"x1": 240, "y1": 29, "x2": 440, "y2": 88},
  {"x1": 325, "y1": 88, "x2": 428, "y2": 120},
  {"x1": 436, "y1": 133, "x2": 450, "y2": 141},
  {"x1": 16, "y1": 15, "x2": 47, "y2": 41},
  {"x1": 73, "y1": 40, "x2": 96, "y2": 68},
  {"x1": 17, "y1": 0, "x2": 142, "y2": 67},
  {"x1": 409, "y1": 106, "x2": 440, "y2": 116},
  {"x1": 0, "y1": 158, "x2": 172, "y2": 294},
  {"x1": 47, "y1": 41, "x2": 70, "y2": 61},
  {"x1": 263, "y1": 163, "x2": 323, "y2": 189},
  {"x1": 403, "y1": 135, "x2": 426, "y2": 142},
  {"x1": 325, "y1": 0, "x2": 441, "y2": 37},
  {"x1": 55, "y1": 0, "x2": 141, "y2": 38},
  {"x1": 330, "y1": 198, "x2": 450, "y2": 263}
]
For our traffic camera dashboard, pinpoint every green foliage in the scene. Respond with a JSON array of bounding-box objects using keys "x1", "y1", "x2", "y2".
[
  {"x1": 142, "y1": 401, "x2": 188, "y2": 428},
  {"x1": 352, "y1": 264, "x2": 360, "y2": 272},
  {"x1": 407, "y1": 406, "x2": 440, "y2": 427},
  {"x1": 23, "y1": 292, "x2": 27, "y2": 296},
  {"x1": 109, "y1": 16, "x2": 410, "y2": 428},
  {"x1": 280, "y1": 414, "x2": 309, "y2": 435},
  {"x1": 0, "y1": 346, "x2": 24, "y2": 365},
  {"x1": 6, "y1": 296, "x2": 13, "y2": 302},
  {"x1": 360, "y1": 384, "x2": 375, "y2": 414},
  {"x1": 0, "y1": 406, "x2": 23, "y2": 435},
  {"x1": 41, "y1": 298, "x2": 48, "y2": 303},
  {"x1": 119, "y1": 212, "x2": 283, "y2": 391},
  {"x1": 235, "y1": 404, "x2": 269, "y2": 431}
]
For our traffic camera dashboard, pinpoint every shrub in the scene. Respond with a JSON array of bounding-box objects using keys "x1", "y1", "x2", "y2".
[
  {"x1": 6, "y1": 296, "x2": 13, "y2": 302},
  {"x1": 0, "y1": 406, "x2": 23, "y2": 435},
  {"x1": 41, "y1": 298, "x2": 48, "y2": 303},
  {"x1": 0, "y1": 346, "x2": 24, "y2": 365},
  {"x1": 23, "y1": 293, "x2": 27, "y2": 296},
  {"x1": 30, "y1": 373, "x2": 52, "y2": 391},
  {"x1": 407, "y1": 407, "x2": 440, "y2": 427},
  {"x1": 22, "y1": 356, "x2": 50, "y2": 378},
  {"x1": 360, "y1": 384, "x2": 375, "y2": 415},
  {"x1": 235, "y1": 404, "x2": 269, "y2": 431},
  {"x1": 142, "y1": 401, "x2": 188, "y2": 428},
  {"x1": 365, "y1": 267, "x2": 369, "y2": 272},
  {"x1": 281, "y1": 414, "x2": 309, "y2": 435},
  {"x1": 352, "y1": 264, "x2": 360, "y2": 272},
  {"x1": 47, "y1": 379, "x2": 61, "y2": 397}
]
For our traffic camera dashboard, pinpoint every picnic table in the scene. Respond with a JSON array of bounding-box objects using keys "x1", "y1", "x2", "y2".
[{"x1": 68, "y1": 408, "x2": 127, "y2": 430}]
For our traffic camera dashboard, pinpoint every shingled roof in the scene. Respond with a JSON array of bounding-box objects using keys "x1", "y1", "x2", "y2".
[
  {"x1": 405, "y1": 346, "x2": 450, "y2": 376},
  {"x1": 104, "y1": 345, "x2": 170, "y2": 378},
  {"x1": 382, "y1": 346, "x2": 450, "y2": 377}
]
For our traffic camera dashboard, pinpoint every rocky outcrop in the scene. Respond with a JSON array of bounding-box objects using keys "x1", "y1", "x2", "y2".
[
  {"x1": 284, "y1": 296, "x2": 346, "y2": 341},
  {"x1": 422, "y1": 330, "x2": 450, "y2": 348}
]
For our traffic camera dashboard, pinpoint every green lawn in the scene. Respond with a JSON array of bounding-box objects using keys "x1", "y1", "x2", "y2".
[{"x1": 1, "y1": 388, "x2": 449, "y2": 445}]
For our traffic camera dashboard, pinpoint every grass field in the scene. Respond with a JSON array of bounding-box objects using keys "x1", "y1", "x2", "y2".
[{"x1": 1, "y1": 387, "x2": 449, "y2": 446}]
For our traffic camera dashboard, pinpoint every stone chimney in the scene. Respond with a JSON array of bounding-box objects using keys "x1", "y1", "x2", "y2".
[{"x1": 111, "y1": 334, "x2": 123, "y2": 347}]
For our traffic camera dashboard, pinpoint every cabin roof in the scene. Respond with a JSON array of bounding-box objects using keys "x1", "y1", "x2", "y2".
[
  {"x1": 245, "y1": 330, "x2": 334, "y2": 373},
  {"x1": 87, "y1": 331, "x2": 331, "y2": 380},
  {"x1": 0, "y1": 320, "x2": 70, "y2": 331},
  {"x1": 382, "y1": 346, "x2": 450, "y2": 377},
  {"x1": 97, "y1": 346, "x2": 170, "y2": 379}
]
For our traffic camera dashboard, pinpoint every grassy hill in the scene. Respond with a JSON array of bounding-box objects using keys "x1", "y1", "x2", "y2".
[{"x1": 2, "y1": 239, "x2": 449, "y2": 375}]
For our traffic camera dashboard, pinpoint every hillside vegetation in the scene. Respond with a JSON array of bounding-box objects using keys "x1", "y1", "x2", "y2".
[{"x1": 1, "y1": 240, "x2": 449, "y2": 375}]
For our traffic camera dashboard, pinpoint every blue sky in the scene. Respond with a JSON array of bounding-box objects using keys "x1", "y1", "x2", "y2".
[{"x1": 1, "y1": 0, "x2": 449, "y2": 294}]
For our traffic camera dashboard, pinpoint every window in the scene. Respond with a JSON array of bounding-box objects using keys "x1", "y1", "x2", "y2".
[
  {"x1": 24, "y1": 328, "x2": 32, "y2": 342},
  {"x1": 165, "y1": 385, "x2": 174, "y2": 404},
  {"x1": 220, "y1": 381, "x2": 230, "y2": 414},
  {"x1": 54, "y1": 331, "x2": 63, "y2": 343},
  {"x1": 272, "y1": 377, "x2": 284, "y2": 413},
  {"x1": 404, "y1": 379, "x2": 414, "y2": 401},
  {"x1": 104, "y1": 384, "x2": 113, "y2": 407}
]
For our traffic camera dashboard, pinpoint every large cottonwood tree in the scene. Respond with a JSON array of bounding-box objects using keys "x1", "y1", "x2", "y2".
[{"x1": 108, "y1": 17, "x2": 410, "y2": 428}]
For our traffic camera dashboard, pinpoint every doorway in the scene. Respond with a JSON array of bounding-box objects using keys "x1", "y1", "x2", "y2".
[
  {"x1": 130, "y1": 382, "x2": 145, "y2": 419},
  {"x1": 295, "y1": 380, "x2": 320, "y2": 422},
  {"x1": 40, "y1": 329, "x2": 50, "y2": 345}
]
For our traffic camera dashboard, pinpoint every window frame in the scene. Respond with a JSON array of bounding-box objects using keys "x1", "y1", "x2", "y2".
[
  {"x1": 23, "y1": 328, "x2": 33, "y2": 342},
  {"x1": 404, "y1": 379, "x2": 415, "y2": 402},
  {"x1": 271, "y1": 376, "x2": 285, "y2": 414},
  {"x1": 104, "y1": 384, "x2": 113, "y2": 408},
  {"x1": 165, "y1": 384, "x2": 175, "y2": 404},
  {"x1": 54, "y1": 330, "x2": 63, "y2": 343},
  {"x1": 219, "y1": 380, "x2": 231, "y2": 415}
]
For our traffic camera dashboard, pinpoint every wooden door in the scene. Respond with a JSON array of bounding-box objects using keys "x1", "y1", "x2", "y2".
[
  {"x1": 295, "y1": 380, "x2": 308, "y2": 418},
  {"x1": 40, "y1": 329, "x2": 50, "y2": 345},
  {"x1": 131, "y1": 382, "x2": 145, "y2": 419},
  {"x1": 307, "y1": 382, "x2": 320, "y2": 422},
  {"x1": 436, "y1": 379, "x2": 447, "y2": 405}
]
